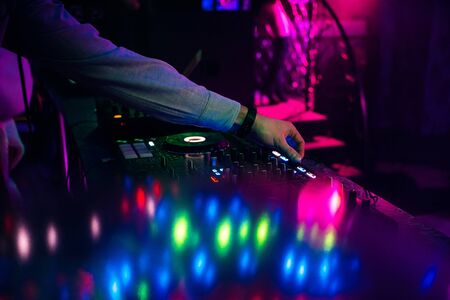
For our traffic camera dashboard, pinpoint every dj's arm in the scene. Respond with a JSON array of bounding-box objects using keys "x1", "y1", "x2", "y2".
[
  {"x1": 10, "y1": 0, "x2": 304, "y2": 161},
  {"x1": 11, "y1": 0, "x2": 240, "y2": 132}
]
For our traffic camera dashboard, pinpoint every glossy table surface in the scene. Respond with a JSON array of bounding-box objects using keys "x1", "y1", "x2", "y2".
[{"x1": 1, "y1": 95, "x2": 448, "y2": 300}]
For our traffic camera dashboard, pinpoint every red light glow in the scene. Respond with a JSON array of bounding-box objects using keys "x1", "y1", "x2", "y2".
[
  {"x1": 136, "y1": 187, "x2": 146, "y2": 210},
  {"x1": 121, "y1": 197, "x2": 130, "y2": 215},
  {"x1": 152, "y1": 180, "x2": 162, "y2": 199}
]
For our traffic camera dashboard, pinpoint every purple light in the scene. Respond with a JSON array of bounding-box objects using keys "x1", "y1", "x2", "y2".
[{"x1": 46, "y1": 223, "x2": 58, "y2": 253}]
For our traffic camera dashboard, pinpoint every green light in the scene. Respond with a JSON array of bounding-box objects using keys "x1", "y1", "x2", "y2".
[
  {"x1": 215, "y1": 217, "x2": 232, "y2": 256},
  {"x1": 296, "y1": 223, "x2": 305, "y2": 241},
  {"x1": 172, "y1": 213, "x2": 190, "y2": 251},
  {"x1": 255, "y1": 214, "x2": 270, "y2": 250},
  {"x1": 238, "y1": 219, "x2": 250, "y2": 244},
  {"x1": 323, "y1": 227, "x2": 336, "y2": 251},
  {"x1": 137, "y1": 281, "x2": 149, "y2": 300}
]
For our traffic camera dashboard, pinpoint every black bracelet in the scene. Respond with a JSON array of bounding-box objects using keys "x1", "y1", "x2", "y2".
[{"x1": 236, "y1": 107, "x2": 257, "y2": 138}]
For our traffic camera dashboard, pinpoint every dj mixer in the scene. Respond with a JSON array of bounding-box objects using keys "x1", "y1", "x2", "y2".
[{"x1": 1, "y1": 98, "x2": 450, "y2": 300}]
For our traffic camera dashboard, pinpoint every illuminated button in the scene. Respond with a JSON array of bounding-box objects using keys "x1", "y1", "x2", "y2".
[
  {"x1": 272, "y1": 150, "x2": 281, "y2": 157},
  {"x1": 296, "y1": 166, "x2": 307, "y2": 173},
  {"x1": 119, "y1": 144, "x2": 138, "y2": 159},
  {"x1": 280, "y1": 156, "x2": 289, "y2": 162},
  {"x1": 113, "y1": 114, "x2": 123, "y2": 119},
  {"x1": 183, "y1": 136, "x2": 206, "y2": 143},
  {"x1": 148, "y1": 141, "x2": 155, "y2": 147},
  {"x1": 306, "y1": 172, "x2": 316, "y2": 179},
  {"x1": 133, "y1": 142, "x2": 153, "y2": 158}
]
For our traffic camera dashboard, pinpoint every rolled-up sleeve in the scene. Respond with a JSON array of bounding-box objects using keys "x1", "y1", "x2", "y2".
[{"x1": 13, "y1": 0, "x2": 241, "y2": 131}]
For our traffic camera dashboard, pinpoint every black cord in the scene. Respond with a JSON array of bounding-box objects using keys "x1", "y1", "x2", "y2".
[{"x1": 17, "y1": 54, "x2": 33, "y2": 134}]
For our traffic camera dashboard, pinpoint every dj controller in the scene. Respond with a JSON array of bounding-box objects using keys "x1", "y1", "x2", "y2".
[{"x1": 1, "y1": 98, "x2": 450, "y2": 300}]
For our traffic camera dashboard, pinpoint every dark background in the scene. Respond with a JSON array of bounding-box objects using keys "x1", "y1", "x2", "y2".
[{"x1": 61, "y1": 0, "x2": 450, "y2": 215}]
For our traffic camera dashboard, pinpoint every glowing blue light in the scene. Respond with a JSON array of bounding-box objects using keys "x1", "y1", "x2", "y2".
[
  {"x1": 280, "y1": 156, "x2": 289, "y2": 162},
  {"x1": 215, "y1": 172, "x2": 221, "y2": 176},
  {"x1": 205, "y1": 266, "x2": 215, "y2": 285},
  {"x1": 421, "y1": 266, "x2": 437, "y2": 290},
  {"x1": 238, "y1": 248, "x2": 256, "y2": 276},
  {"x1": 239, "y1": 250, "x2": 250, "y2": 272},
  {"x1": 156, "y1": 268, "x2": 170, "y2": 291},
  {"x1": 191, "y1": 249, "x2": 216, "y2": 287},
  {"x1": 296, "y1": 258, "x2": 307, "y2": 283},
  {"x1": 212, "y1": 169, "x2": 218, "y2": 173},
  {"x1": 219, "y1": 168, "x2": 224, "y2": 172},
  {"x1": 192, "y1": 251, "x2": 207, "y2": 278},
  {"x1": 229, "y1": 196, "x2": 241, "y2": 215},
  {"x1": 319, "y1": 258, "x2": 330, "y2": 280},
  {"x1": 155, "y1": 201, "x2": 170, "y2": 226},
  {"x1": 202, "y1": 0, "x2": 214, "y2": 11},
  {"x1": 121, "y1": 263, "x2": 132, "y2": 287},
  {"x1": 205, "y1": 197, "x2": 219, "y2": 222},
  {"x1": 109, "y1": 278, "x2": 121, "y2": 300},
  {"x1": 282, "y1": 250, "x2": 295, "y2": 278}
]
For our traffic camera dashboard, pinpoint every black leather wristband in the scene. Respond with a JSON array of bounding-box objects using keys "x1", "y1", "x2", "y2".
[{"x1": 236, "y1": 107, "x2": 257, "y2": 138}]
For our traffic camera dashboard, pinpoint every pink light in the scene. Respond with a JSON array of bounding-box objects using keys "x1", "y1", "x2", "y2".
[
  {"x1": 297, "y1": 180, "x2": 346, "y2": 230},
  {"x1": 46, "y1": 223, "x2": 58, "y2": 253},
  {"x1": 90, "y1": 214, "x2": 101, "y2": 241},
  {"x1": 329, "y1": 191, "x2": 342, "y2": 215},
  {"x1": 147, "y1": 196, "x2": 156, "y2": 219},
  {"x1": 16, "y1": 225, "x2": 31, "y2": 261}
]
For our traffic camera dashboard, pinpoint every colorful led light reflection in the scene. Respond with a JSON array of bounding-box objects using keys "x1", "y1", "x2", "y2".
[
  {"x1": 216, "y1": 217, "x2": 232, "y2": 256},
  {"x1": 90, "y1": 213, "x2": 101, "y2": 241},
  {"x1": 255, "y1": 214, "x2": 270, "y2": 251},
  {"x1": 172, "y1": 213, "x2": 190, "y2": 251},
  {"x1": 238, "y1": 219, "x2": 250, "y2": 244},
  {"x1": 137, "y1": 281, "x2": 150, "y2": 300},
  {"x1": 46, "y1": 223, "x2": 58, "y2": 253},
  {"x1": 16, "y1": 225, "x2": 31, "y2": 261}
]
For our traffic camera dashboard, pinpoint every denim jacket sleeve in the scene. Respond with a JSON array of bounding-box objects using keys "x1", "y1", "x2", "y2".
[{"x1": 13, "y1": 0, "x2": 241, "y2": 131}]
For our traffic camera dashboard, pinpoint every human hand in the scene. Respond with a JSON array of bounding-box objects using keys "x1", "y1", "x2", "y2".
[{"x1": 249, "y1": 113, "x2": 305, "y2": 162}]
